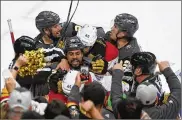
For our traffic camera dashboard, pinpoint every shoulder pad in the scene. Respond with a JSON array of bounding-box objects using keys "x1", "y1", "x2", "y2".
[{"x1": 95, "y1": 38, "x2": 106, "y2": 47}]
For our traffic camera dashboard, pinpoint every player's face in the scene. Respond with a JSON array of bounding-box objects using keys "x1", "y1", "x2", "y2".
[
  {"x1": 67, "y1": 49, "x2": 83, "y2": 68},
  {"x1": 110, "y1": 24, "x2": 119, "y2": 41},
  {"x1": 50, "y1": 23, "x2": 62, "y2": 38}
]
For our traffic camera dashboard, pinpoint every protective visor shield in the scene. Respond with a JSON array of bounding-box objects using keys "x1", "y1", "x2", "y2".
[
  {"x1": 110, "y1": 19, "x2": 114, "y2": 30},
  {"x1": 58, "y1": 18, "x2": 65, "y2": 27}
]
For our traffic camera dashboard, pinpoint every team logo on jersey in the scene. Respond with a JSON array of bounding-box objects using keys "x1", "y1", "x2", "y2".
[
  {"x1": 58, "y1": 41, "x2": 64, "y2": 49},
  {"x1": 95, "y1": 74, "x2": 104, "y2": 81},
  {"x1": 126, "y1": 45, "x2": 131, "y2": 49}
]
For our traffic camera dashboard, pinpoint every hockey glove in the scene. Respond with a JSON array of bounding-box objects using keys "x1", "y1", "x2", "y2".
[
  {"x1": 122, "y1": 59, "x2": 133, "y2": 86},
  {"x1": 91, "y1": 59, "x2": 108, "y2": 74}
]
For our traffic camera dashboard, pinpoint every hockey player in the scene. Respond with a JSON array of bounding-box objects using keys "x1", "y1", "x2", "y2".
[
  {"x1": 135, "y1": 61, "x2": 181, "y2": 119},
  {"x1": 104, "y1": 14, "x2": 141, "y2": 105},
  {"x1": 109, "y1": 13, "x2": 141, "y2": 62},
  {"x1": 64, "y1": 36, "x2": 85, "y2": 70},
  {"x1": 61, "y1": 36, "x2": 98, "y2": 96},
  {"x1": 47, "y1": 36, "x2": 92, "y2": 103},
  {"x1": 35, "y1": 11, "x2": 62, "y2": 48},
  {"x1": 35, "y1": 11, "x2": 69, "y2": 71},
  {"x1": 131, "y1": 52, "x2": 181, "y2": 119},
  {"x1": 130, "y1": 52, "x2": 163, "y2": 95},
  {"x1": 77, "y1": 24, "x2": 119, "y2": 75}
]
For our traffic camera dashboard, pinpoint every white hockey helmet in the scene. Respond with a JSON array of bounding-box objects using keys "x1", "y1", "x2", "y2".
[
  {"x1": 62, "y1": 70, "x2": 86, "y2": 96},
  {"x1": 77, "y1": 24, "x2": 97, "y2": 47}
]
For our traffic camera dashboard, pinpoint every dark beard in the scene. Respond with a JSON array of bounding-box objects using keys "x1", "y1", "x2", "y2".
[
  {"x1": 70, "y1": 59, "x2": 82, "y2": 70},
  {"x1": 49, "y1": 32, "x2": 60, "y2": 46}
]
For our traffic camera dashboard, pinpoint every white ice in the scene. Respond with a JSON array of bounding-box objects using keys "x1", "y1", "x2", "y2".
[{"x1": 1, "y1": 1, "x2": 181, "y2": 92}]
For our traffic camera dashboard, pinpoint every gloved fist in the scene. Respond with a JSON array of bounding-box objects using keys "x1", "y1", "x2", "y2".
[{"x1": 91, "y1": 59, "x2": 105, "y2": 74}]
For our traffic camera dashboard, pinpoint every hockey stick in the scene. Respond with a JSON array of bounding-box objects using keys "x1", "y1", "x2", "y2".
[
  {"x1": 56, "y1": 0, "x2": 79, "y2": 47},
  {"x1": 7, "y1": 19, "x2": 15, "y2": 45}
]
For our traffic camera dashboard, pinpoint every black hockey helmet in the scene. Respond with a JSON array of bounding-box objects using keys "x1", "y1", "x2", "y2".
[
  {"x1": 114, "y1": 13, "x2": 139, "y2": 37},
  {"x1": 64, "y1": 36, "x2": 85, "y2": 53},
  {"x1": 13, "y1": 35, "x2": 36, "y2": 54},
  {"x1": 131, "y1": 52, "x2": 157, "y2": 75},
  {"x1": 35, "y1": 11, "x2": 60, "y2": 33}
]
